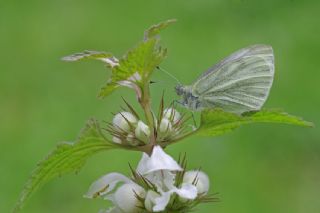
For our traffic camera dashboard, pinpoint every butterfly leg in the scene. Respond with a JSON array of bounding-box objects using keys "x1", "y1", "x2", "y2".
[
  {"x1": 191, "y1": 112, "x2": 198, "y2": 129},
  {"x1": 173, "y1": 99, "x2": 198, "y2": 129}
]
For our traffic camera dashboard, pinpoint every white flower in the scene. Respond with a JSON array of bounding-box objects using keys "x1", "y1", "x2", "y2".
[
  {"x1": 163, "y1": 108, "x2": 181, "y2": 123},
  {"x1": 135, "y1": 121, "x2": 150, "y2": 143},
  {"x1": 183, "y1": 170, "x2": 210, "y2": 195},
  {"x1": 114, "y1": 183, "x2": 146, "y2": 213},
  {"x1": 136, "y1": 146, "x2": 182, "y2": 175},
  {"x1": 112, "y1": 112, "x2": 137, "y2": 132},
  {"x1": 85, "y1": 173, "x2": 133, "y2": 199},
  {"x1": 85, "y1": 173, "x2": 145, "y2": 213},
  {"x1": 136, "y1": 146, "x2": 197, "y2": 212},
  {"x1": 86, "y1": 146, "x2": 199, "y2": 212}
]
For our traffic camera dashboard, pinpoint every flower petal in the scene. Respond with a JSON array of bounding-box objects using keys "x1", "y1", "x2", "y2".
[
  {"x1": 174, "y1": 183, "x2": 197, "y2": 200},
  {"x1": 144, "y1": 190, "x2": 161, "y2": 212},
  {"x1": 142, "y1": 170, "x2": 176, "y2": 193},
  {"x1": 114, "y1": 183, "x2": 146, "y2": 213},
  {"x1": 149, "y1": 183, "x2": 197, "y2": 211},
  {"x1": 136, "y1": 146, "x2": 182, "y2": 175},
  {"x1": 85, "y1": 173, "x2": 133, "y2": 199},
  {"x1": 183, "y1": 170, "x2": 210, "y2": 195},
  {"x1": 153, "y1": 191, "x2": 171, "y2": 212}
]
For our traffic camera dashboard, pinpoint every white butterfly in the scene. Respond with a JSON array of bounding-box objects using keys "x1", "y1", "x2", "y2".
[{"x1": 175, "y1": 44, "x2": 274, "y2": 114}]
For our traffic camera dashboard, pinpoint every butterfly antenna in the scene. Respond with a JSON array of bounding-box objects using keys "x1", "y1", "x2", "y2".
[{"x1": 157, "y1": 66, "x2": 181, "y2": 84}]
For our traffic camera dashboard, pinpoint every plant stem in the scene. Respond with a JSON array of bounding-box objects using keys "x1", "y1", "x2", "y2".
[{"x1": 139, "y1": 81, "x2": 156, "y2": 154}]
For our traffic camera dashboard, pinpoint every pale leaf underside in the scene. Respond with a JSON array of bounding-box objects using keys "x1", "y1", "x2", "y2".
[{"x1": 61, "y1": 50, "x2": 114, "y2": 62}]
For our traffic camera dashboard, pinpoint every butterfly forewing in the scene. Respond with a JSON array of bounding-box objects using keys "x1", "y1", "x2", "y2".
[{"x1": 191, "y1": 45, "x2": 274, "y2": 114}]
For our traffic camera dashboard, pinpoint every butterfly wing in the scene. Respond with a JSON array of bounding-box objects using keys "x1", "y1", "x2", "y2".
[{"x1": 191, "y1": 44, "x2": 274, "y2": 114}]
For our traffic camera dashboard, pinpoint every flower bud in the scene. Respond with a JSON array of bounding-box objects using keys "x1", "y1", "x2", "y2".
[
  {"x1": 112, "y1": 136, "x2": 122, "y2": 144},
  {"x1": 159, "y1": 118, "x2": 172, "y2": 134},
  {"x1": 163, "y1": 108, "x2": 181, "y2": 124},
  {"x1": 135, "y1": 121, "x2": 150, "y2": 143},
  {"x1": 112, "y1": 112, "x2": 137, "y2": 132},
  {"x1": 114, "y1": 183, "x2": 146, "y2": 213},
  {"x1": 126, "y1": 133, "x2": 139, "y2": 146},
  {"x1": 183, "y1": 170, "x2": 210, "y2": 195}
]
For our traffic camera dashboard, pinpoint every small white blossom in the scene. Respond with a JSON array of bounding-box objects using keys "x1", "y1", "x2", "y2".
[
  {"x1": 183, "y1": 170, "x2": 210, "y2": 195},
  {"x1": 114, "y1": 183, "x2": 146, "y2": 213},
  {"x1": 137, "y1": 146, "x2": 197, "y2": 212},
  {"x1": 136, "y1": 146, "x2": 182, "y2": 174},
  {"x1": 112, "y1": 112, "x2": 137, "y2": 132},
  {"x1": 85, "y1": 173, "x2": 133, "y2": 199},
  {"x1": 135, "y1": 121, "x2": 150, "y2": 143},
  {"x1": 163, "y1": 108, "x2": 181, "y2": 123}
]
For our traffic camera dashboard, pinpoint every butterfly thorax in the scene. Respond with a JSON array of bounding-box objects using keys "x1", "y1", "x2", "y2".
[{"x1": 175, "y1": 84, "x2": 202, "y2": 111}]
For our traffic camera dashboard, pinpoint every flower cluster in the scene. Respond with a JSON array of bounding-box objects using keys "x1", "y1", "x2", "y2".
[
  {"x1": 108, "y1": 107, "x2": 188, "y2": 147},
  {"x1": 85, "y1": 146, "x2": 213, "y2": 213}
]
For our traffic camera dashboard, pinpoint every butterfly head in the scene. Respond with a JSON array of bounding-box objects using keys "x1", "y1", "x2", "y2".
[{"x1": 175, "y1": 84, "x2": 185, "y2": 96}]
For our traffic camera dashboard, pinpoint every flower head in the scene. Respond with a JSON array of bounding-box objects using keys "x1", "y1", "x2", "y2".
[{"x1": 86, "y1": 146, "x2": 214, "y2": 212}]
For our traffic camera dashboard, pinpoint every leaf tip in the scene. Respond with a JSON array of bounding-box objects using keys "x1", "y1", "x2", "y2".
[{"x1": 144, "y1": 18, "x2": 177, "y2": 40}]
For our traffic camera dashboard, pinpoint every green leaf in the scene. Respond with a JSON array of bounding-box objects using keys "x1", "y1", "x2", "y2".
[
  {"x1": 13, "y1": 119, "x2": 116, "y2": 212},
  {"x1": 62, "y1": 20, "x2": 175, "y2": 98},
  {"x1": 197, "y1": 109, "x2": 314, "y2": 136},
  {"x1": 144, "y1": 19, "x2": 176, "y2": 40},
  {"x1": 98, "y1": 79, "x2": 119, "y2": 97},
  {"x1": 98, "y1": 38, "x2": 167, "y2": 98},
  {"x1": 98, "y1": 19, "x2": 175, "y2": 98}
]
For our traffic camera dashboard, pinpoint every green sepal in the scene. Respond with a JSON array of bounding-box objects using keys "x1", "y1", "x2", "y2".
[{"x1": 13, "y1": 119, "x2": 116, "y2": 212}]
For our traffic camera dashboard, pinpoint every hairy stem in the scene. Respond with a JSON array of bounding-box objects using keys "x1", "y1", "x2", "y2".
[{"x1": 139, "y1": 81, "x2": 156, "y2": 154}]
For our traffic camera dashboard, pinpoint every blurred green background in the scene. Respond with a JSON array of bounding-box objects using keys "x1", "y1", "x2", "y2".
[{"x1": 1, "y1": 0, "x2": 319, "y2": 212}]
